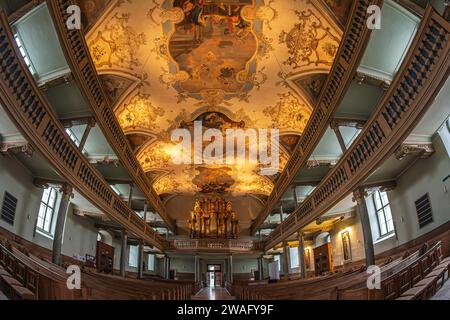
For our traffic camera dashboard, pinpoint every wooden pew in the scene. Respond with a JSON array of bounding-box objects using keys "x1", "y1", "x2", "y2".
[{"x1": 233, "y1": 242, "x2": 447, "y2": 300}]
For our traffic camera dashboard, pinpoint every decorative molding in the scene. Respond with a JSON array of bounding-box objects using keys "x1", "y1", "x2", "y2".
[
  {"x1": 332, "y1": 118, "x2": 367, "y2": 130},
  {"x1": 251, "y1": 0, "x2": 383, "y2": 234},
  {"x1": 0, "y1": 141, "x2": 34, "y2": 157},
  {"x1": 166, "y1": 239, "x2": 264, "y2": 254},
  {"x1": 7, "y1": 0, "x2": 45, "y2": 23},
  {"x1": 306, "y1": 159, "x2": 337, "y2": 169},
  {"x1": 60, "y1": 116, "x2": 96, "y2": 129},
  {"x1": 392, "y1": 0, "x2": 425, "y2": 17},
  {"x1": 362, "y1": 180, "x2": 398, "y2": 193},
  {"x1": 37, "y1": 69, "x2": 73, "y2": 91},
  {"x1": 316, "y1": 210, "x2": 355, "y2": 225},
  {"x1": 355, "y1": 71, "x2": 391, "y2": 90},
  {"x1": 394, "y1": 143, "x2": 435, "y2": 160},
  {"x1": 264, "y1": 6, "x2": 450, "y2": 251}
]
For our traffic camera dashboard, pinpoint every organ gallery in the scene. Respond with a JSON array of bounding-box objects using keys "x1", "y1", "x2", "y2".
[
  {"x1": 188, "y1": 198, "x2": 240, "y2": 239},
  {"x1": 0, "y1": 0, "x2": 449, "y2": 304}
]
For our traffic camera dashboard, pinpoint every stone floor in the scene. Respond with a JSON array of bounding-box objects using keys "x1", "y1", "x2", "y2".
[
  {"x1": 0, "y1": 289, "x2": 8, "y2": 301},
  {"x1": 431, "y1": 277, "x2": 450, "y2": 300},
  {"x1": 191, "y1": 287, "x2": 236, "y2": 300}
]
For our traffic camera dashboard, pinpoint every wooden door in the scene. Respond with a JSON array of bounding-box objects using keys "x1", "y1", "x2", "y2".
[
  {"x1": 313, "y1": 243, "x2": 333, "y2": 276},
  {"x1": 96, "y1": 241, "x2": 114, "y2": 274}
]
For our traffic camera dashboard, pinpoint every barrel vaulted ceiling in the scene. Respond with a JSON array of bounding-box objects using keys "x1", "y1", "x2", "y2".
[{"x1": 83, "y1": 0, "x2": 347, "y2": 198}]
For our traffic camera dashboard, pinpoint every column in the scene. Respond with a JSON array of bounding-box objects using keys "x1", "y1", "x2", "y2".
[
  {"x1": 297, "y1": 232, "x2": 306, "y2": 279},
  {"x1": 137, "y1": 241, "x2": 144, "y2": 279},
  {"x1": 293, "y1": 186, "x2": 299, "y2": 208},
  {"x1": 279, "y1": 203, "x2": 284, "y2": 223},
  {"x1": 330, "y1": 121, "x2": 347, "y2": 153},
  {"x1": 353, "y1": 188, "x2": 375, "y2": 266},
  {"x1": 127, "y1": 183, "x2": 133, "y2": 207},
  {"x1": 164, "y1": 256, "x2": 171, "y2": 280},
  {"x1": 283, "y1": 243, "x2": 290, "y2": 277},
  {"x1": 78, "y1": 119, "x2": 96, "y2": 151},
  {"x1": 119, "y1": 230, "x2": 128, "y2": 277},
  {"x1": 257, "y1": 256, "x2": 264, "y2": 280},
  {"x1": 228, "y1": 254, "x2": 233, "y2": 284},
  {"x1": 143, "y1": 201, "x2": 148, "y2": 223},
  {"x1": 52, "y1": 184, "x2": 73, "y2": 265},
  {"x1": 194, "y1": 254, "x2": 199, "y2": 282}
]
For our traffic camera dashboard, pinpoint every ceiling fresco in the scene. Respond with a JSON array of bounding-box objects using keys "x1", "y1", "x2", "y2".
[{"x1": 86, "y1": 0, "x2": 343, "y2": 197}]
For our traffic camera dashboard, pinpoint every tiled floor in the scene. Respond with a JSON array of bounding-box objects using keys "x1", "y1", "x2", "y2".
[{"x1": 191, "y1": 287, "x2": 235, "y2": 300}]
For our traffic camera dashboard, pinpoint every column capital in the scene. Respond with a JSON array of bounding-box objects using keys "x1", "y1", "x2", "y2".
[
  {"x1": 329, "y1": 120, "x2": 340, "y2": 130},
  {"x1": 59, "y1": 184, "x2": 74, "y2": 198},
  {"x1": 394, "y1": 142, "x2": 435, "y2": 161},
  {"x1": 0, "y1": 141, "x2": 34, "y2": 158},
  {"x1": 352, "y1": 187, "x2": 368, "y2": 204},
  {"x1": 86, "y1": 118, "x2": 97, "y2": 128}
]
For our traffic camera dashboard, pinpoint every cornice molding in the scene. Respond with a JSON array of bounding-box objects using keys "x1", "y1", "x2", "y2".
[
  {"x1": 394, "y1": 142, "x2": 435, "y2": 160},
  {"x1": 0, "y1": 141, "x2": 34, "y2": 157}
]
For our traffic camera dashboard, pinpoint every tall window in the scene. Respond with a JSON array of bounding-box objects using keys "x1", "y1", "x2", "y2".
[
  {"x1": 148, "y1": 254, "x2": 155, "y2": 271},
  {"x1": 274, "y1": 255, "x2": 281, "y2": 272},
  {"x1": 13, "y1": 34, "x2": 35, "y2": 75},
  {"x1": 289, "y1": 247, "x2": 300, "y2": 269},
  {"x1": 373, "y1": 191, "x2": 394, "y2": 237},
  {"x1": 128, "y1": 245, "x2": 138, "y2": 268},
  {"x1": 37, "y1": 188, "x2": 57, "y2": 235}
]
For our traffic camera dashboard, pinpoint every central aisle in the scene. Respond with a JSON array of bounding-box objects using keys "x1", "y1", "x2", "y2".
[{"x1": 191, "y1": 287, "x2": 236, "y2": 300}]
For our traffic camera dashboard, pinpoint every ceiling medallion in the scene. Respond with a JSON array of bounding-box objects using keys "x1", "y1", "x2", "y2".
[{"x1": 188, "y1": 197, "x2": 239, "y2": 239}]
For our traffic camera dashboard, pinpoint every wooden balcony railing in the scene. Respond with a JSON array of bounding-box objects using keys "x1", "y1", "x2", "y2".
[
  {"x1": 264, "y1": 6, "x2": 450, "y2": 251},
  {"x1": 45, "y1": 0, "x2": 176, "y2": 233},
  {"x1": 251, "y1": 0, "x2": 383, "y2": 234},
  {"x1": 0, "y1": 11, "x2": 166, "y2": 249},
  {"x1": 166, "y1": 239, "x2": 264, "y2": 253}
]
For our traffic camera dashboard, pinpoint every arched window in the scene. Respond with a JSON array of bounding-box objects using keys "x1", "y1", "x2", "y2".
[
  {"x1": 372, "y1": 191, "x2": 394, "y2": 237},
  {"x1": 37, "y1": 188, "x2": 57, "y2": 235}
]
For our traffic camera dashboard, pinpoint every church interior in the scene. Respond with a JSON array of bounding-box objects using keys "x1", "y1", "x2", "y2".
[{"x1": 0, "y1": 0, "x2": 449, "y2": 301}]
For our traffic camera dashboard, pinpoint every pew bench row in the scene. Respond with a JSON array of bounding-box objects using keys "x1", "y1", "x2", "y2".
[{"x1": 397, "y1": 256, "x2": 450, "y2": 300}]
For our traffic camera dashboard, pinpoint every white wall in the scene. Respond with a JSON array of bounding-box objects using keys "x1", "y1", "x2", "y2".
[
  {"x1": 0, "y1": 155, "x2": 99, "y2": 261},
  {"x1": 387, "y1": 135, "x2": 450, "y2": 247},
  {"x1": 327, "y1": 134, "x2": 450, "y2": 265},
  {"x1": 171, "y1": 256, "x2": 195, "y2": 273}
]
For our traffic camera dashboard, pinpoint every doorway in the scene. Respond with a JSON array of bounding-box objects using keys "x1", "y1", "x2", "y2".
[{"x1": 207, "y1": 265, "x2": 222, "y2": 288}]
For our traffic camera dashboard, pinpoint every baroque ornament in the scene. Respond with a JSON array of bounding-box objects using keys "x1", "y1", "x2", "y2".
[
  {"x1": 117, "y1": 93, "x2": 165, "y2": 131},
  {"x1": 89, "y1": 13, "x2": 147, "y2": 70},
  {"x1": 263, "y1": 92, "x2": 312, "y2": 132},
  {"x1": 279, "y1": 9, "x2": 340, "y2": 69}
]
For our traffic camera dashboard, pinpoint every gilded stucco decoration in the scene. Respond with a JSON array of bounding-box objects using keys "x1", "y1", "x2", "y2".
[
  {"x1": 263, "y1": 91, "x2": 312, "y2": 132},
  {"x1": 89, "y1": 12, "x2": 147, "y2": 70},
  {"x1": 117, "y1": 93, "x2": 165, "y2": 131},
  {"x1": 279, "y1": 9, "x2": 340, "y2": 69}
]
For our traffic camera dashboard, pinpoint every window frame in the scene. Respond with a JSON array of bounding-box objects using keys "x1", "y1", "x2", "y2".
[
  {"x1": 372, "y1": 191, "x2": 395, "y2": 238},
  {"x1": 36, "y1": 188, "x2": 57, "y2": 236}
]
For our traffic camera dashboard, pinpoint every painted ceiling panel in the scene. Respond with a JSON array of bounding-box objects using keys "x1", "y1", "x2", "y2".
[{"x1": 85, "y1": 0, "x2": 345, "y2": 200}]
